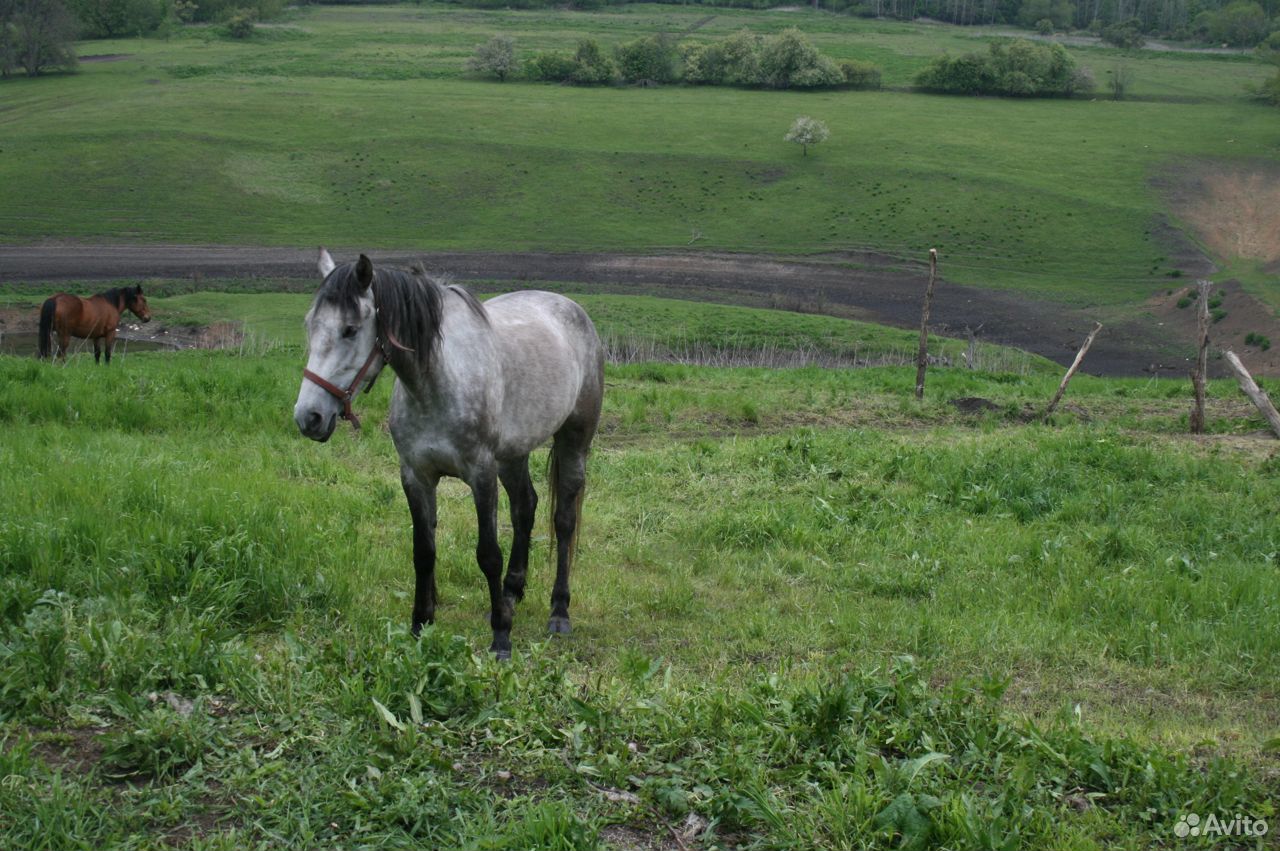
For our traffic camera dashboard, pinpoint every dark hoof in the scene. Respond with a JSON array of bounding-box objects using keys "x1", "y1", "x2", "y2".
[
  {"x1": 491, "y1": 631, "x2": 512, "y2": 661},
  {"x1": 548, "y1": 616, "x2": 572, "y2": 636}
]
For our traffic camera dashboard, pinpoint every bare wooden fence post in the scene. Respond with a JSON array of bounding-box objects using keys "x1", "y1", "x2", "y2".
[
  {"x1": 962, "y1": 323, "x2": 984, "y2": 370},
  {"x1": 1044, "y1": 322, "x2": 1103, "y2": 422},
  {"x1": 1189, "y1": 280, "x2": 1212, "y2": 434},
  {"x1": 914, "y1": 249, "x2": 938, "y2": 400},
  {"x1": 1223, "y1": 350, "x2": 1280, "y2": 439}
]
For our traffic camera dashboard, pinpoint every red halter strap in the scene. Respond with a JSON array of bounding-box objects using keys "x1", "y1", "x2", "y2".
[{"x1": 302, "y1": 342, "x2": 384, "y2": 431}]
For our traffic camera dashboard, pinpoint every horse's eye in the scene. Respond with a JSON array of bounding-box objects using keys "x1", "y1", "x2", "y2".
[{"x1": 342, "y1": 325, "x2": 359, "y2": 340}]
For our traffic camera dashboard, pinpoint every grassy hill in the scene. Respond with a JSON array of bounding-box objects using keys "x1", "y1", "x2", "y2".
[{"x1": 1, "y1": 4, "x2": 1277, "y2": 308}]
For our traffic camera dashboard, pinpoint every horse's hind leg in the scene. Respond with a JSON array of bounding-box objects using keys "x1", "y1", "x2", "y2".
[
  {"x1": 57, "y1": 330, "x2": 70, "y2": 361},
  {"x1": 547, "y1": 428, "x2": 591, "y2": 636},
  {"x1": 499, "y1": 456, "x2": 538, "y2": 611},
  {"x1": 400, "y1": 465, "x2": 439, "y2": 637}
]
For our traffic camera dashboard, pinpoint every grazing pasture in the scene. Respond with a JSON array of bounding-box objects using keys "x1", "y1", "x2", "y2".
[
  {"x1": 0, "y1": 3, "x2": 1277, "y2": 309},
  {"x1": 1, "y1": 292, "x2": 1277, "y2": 848}
]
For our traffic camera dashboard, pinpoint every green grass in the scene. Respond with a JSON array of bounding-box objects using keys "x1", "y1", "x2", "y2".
[
  {"x1": 1, "y1": 293, "x2": 1278, "y2": 847},
  {"x1": 1, "y1": 281, "x2": 1060, "y2": 370},
  {"x1": 1, "y1": 4, "x2": 1277, "y2": 307}
]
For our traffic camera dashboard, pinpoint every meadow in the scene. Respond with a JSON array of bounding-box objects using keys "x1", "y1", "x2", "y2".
[
  {"x1": 2, "y1": 291, "x2": 1278, "y2": 848},
  {"x1": 1, "y1": 3, "x2": 1278, "y2": 308}
]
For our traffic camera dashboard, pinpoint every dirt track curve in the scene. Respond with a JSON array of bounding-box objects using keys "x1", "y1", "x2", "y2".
[{"x1": 0, "y1": 244, "x2": 1193, "y2": 377}]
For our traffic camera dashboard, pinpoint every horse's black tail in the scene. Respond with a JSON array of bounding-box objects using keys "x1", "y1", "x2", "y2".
[{"x1": 37, "y1": 298, "x2": 55, "y2": 359}]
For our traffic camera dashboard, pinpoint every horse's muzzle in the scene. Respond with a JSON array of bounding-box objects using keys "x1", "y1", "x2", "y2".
[{"x1": 295, "y1": 408, "x2": 337, "y2": 442}]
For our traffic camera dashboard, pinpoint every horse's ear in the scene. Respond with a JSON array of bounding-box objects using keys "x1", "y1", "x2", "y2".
[
  {"x1": 135, "y1": 284, "x2": 143, "y2": 295},
  {"x1": 317, "y1": 247, "x2": 336, "y2": 278},
  {"x1": 356, "y1": 254, "x2": 374, "y2": 290}
]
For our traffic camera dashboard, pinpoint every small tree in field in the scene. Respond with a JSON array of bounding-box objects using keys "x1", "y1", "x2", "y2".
[
  {"x1": 1, "y1": 0, "x2": 79, "y2": 77},
  {"x1": 467, "y1": 35, "x2": 517, "y2": 82},
  {"x1": 785, "y1": 115, "x2": 829, "y2": 156}
]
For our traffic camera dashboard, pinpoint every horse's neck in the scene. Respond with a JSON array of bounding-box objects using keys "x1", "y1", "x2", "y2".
[
  {"x1": 393, "y1": 290, "x2": 493, "y2": 401},
  {"x1": 95, "y1": 292, "x2": 123, "y2": 312}
]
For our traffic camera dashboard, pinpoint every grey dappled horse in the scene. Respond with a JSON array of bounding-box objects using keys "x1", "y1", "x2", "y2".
[{"x1": 293, "y1": 250, "x2": 604, "y2": 659}]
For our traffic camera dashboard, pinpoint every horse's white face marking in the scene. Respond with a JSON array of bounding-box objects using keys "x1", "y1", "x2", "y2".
[{"x1": 293, "y1": 286, "x2": 379, "y2": 442}]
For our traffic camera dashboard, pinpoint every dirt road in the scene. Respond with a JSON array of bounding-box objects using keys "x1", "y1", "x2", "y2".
[{"x1": 0, "y1": 243, "x2": 1194, "y2": 376}]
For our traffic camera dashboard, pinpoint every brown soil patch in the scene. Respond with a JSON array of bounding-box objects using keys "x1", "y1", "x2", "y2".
[
  {"x1": 78, "y1": 54, "x2": 132, "y2": 63},
  {"x1": 0, "y1": 243, "x2": 1193, "y2": 376},
  {"x1": 1146, "y1": 279, "x2": 1280, "y2": 377},
  {"x1": 31, "y1": 726, "x2": 108, "y2": 775},
  {"x1": 1161, "y1": 160, "x2": 1280, "y2": 265}
]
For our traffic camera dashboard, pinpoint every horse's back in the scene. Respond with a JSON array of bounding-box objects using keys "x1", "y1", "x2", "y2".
[
  {"x1": 483, "y1": 291, "x2": 604, "y2": 449},
  {"x1": 49, "y1": 293, "x2": 116, "y2": 337}
]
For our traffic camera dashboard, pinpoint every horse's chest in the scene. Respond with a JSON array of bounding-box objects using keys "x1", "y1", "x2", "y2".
[{"x1": 390, "y1": 406, "x2": 479, "y2": 479}]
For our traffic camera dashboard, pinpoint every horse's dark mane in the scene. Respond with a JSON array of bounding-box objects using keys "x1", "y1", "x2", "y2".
[
  {"x1": 94, "y1": 286, "x2": 139, "y2": 308},
  {"x1": 318, "y1": 262, "x2": 486, "y2": 370}
]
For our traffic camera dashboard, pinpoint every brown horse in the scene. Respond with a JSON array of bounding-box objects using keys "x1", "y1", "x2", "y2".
[{"x1": 37, "y1": 286, "x2": 152, "y2": 364}]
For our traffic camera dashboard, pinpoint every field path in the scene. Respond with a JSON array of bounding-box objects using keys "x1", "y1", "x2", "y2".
[{"x1": 0, "y1": 243, "x2": 1190, "y2": 376}]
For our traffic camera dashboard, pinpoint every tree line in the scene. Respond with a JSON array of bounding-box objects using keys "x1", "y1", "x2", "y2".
[
  {"x1": 492, "y1": 28, "x2": 884, "y2": 88},
  {"x1": 472, "y1": 28, "x2": 1103, "y2": 97}
]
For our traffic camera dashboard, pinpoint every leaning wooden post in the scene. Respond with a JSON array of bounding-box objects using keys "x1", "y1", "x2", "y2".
[
  {"x1": 914, "y1": 249, "x2": 938, "y2": 400},
  {"x1": 1223, "y1": 350, "x2": 1280, "y2": 439},
  {"x1": 1044, "y1": 321, "x2": 1103, "y2": 422},
  {"x1": 1189, "y1": 280, "x2": 1212, "y2": 434}
]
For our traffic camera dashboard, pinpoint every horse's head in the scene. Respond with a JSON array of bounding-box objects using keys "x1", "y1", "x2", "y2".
[
  {"x1": 294, "y1": 248, "x2": 386, "y2": 442},
  {"x1": 126, "y1": 286, "x2": 152, "y2": 323}
]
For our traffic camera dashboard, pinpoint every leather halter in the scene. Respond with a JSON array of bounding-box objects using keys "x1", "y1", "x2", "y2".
[{"x1": 302, "y1": 339, "x2": 384, "y2": 432}]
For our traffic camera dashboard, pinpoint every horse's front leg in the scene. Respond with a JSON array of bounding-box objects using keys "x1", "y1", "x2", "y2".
[
  {"x1": 401, "y1": 465, "x2": 438, "y2": 636},
  {"x1": 93, "y1": 339, "x2": 102, "y2": 364},
  {"x1": 104, "y1": 329, "x2": 116, "y2": 365},
  {"x1": 470, "y1": 469, "x2": 512, "y2": 659}
]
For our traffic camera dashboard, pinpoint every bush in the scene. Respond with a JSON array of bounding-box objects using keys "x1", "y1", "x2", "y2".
[
  {"x1": 526, "y1": 51, "x2": 576, "y2": 83},
  {"x1": 759, "y1": 28, "x2": 841, "y2": 88},
  {"x1": 1255, "y1": 66, "x2": 1280, "y2": 104},
  {"x1": 719, "y1": 29, "x2": 762, "y2": 84},
  {"x1": 1017, "y1": 0, "x2": 1074, "y2": 29},
  {"x1": 1194, "y1": 1, "x2": 1271, "y2": 46},
  {"x1": 69, "y1": 0, "x2": 170, "y2": 38},
  {"x1": 615, "y1": 34, "x2": 677, "y2": 84},
  {"x1": 1101, "y1": 18, "x2": 1146, "y2": 49},
  {"x1": 1, "y1": 0, "x2": 79, "y2": 76},
  {"x1": 914, "y1": 39, "x2": 1093, "y2": 97},
  {"x1": 466, "y1": 34, "x2": 517, "y2": 82},
  {"x1": 1245, "y1": 332, "x2": 1272, "y2": 350},
  {"x1": 1107, "y1": 63, "x2": 1133, "y2": 99},
  {"x1": 225, "y1": 7, "x2": 255, "y2": 38},
  {"x1": 570, "y1": 38, "x2": 617, "y2": 85},
  {"x1": 1036, "y1": 17, "x2": 1054, "y2": 35},
  {"x1": 840, "y1": 58, "x2": 882, "y2": 89},
  {"x1": 682, "y1": 40, "x2": 727, "y2": 84}
]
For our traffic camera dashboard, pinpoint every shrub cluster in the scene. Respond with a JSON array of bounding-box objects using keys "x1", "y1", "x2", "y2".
[
  {"x1": 1245, "y1": 331, "x2": 1272, "y2": 350},
  {"x1": 522, "y1": 27, "x2": 882, "y2": 89},
  {"x1": 913, "y1": 39, "x2": 1094, "y2": 97}
]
